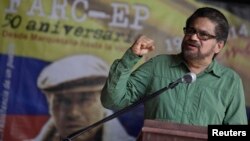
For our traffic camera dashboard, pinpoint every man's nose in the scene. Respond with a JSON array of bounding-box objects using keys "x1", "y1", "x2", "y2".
[
  {"x1": 189, "y1": 32, "x2": 200, "y2": 40},
  {"x1": 68, "y1": 103, "x2": 82, "y2": 117}
]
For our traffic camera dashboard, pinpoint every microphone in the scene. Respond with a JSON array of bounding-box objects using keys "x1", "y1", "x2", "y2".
[
  {"x1": 168, "y1": 72, "x2": 196, "y2": 89},
  {"x1": 178, "y1": 72, "x2": 196, "y2": 83},
  {"x1": 61, "y1": 72, "x2": 196, "y2": 141}
]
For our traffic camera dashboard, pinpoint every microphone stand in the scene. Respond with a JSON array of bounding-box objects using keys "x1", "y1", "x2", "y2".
[{"x1": 61, "y1": 80, "x2": 181, "y2": 141}]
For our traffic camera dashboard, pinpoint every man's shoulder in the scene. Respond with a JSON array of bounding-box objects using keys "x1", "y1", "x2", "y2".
[
  {"x1": 153, "y1": 53, "x2": 178, "y2": 58},
  {"x1": 215, "y1": 61, "x2": 242, "y2": 80},
  {"x1": 151, "y1": 54, "x2": 179, "y2": 63}
]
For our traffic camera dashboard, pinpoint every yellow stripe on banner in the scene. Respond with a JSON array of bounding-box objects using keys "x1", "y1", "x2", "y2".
[{"x1": 1, "y1": 34, "x2": 129, "y2": 64}]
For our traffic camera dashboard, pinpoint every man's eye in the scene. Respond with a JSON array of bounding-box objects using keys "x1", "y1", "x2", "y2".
[
  {"x1": 199, "y1": 32, "x2": 209, "y2": 37},
  {"x1": 187, "y1": 29, "x2": 195, "y2": 34},
  {"x1": 80, "y1": 95, "x2": 95, "y2": 101}
]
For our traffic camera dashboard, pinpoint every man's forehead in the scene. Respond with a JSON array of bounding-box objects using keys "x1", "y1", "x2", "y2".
[{"x1": 190, "y1": 17, "x2": 216, "y2": 32}]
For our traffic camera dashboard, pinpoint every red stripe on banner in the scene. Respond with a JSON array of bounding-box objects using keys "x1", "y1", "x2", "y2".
[{"x1": 3, "y1": 115, "x2": 49, "y2": 141}]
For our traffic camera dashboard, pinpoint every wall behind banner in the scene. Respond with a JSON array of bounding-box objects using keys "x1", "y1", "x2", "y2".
[{"x1": 0, "y1": 0, "x2": 249, "y2": 141}]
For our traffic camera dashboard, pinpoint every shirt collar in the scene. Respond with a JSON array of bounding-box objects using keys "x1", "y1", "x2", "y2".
[
  {"x1": 204, "y1": 59, "x2": 221, "y2": 78},
  {"x1": 170, "y1": 54, "x2": 221, "y2": 78},
  {"x1": 170, "y1": 54, "x2": 184, "y2": 67}
]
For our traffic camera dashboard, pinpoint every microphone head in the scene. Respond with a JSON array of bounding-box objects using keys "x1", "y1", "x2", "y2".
[{"x1": 182, "y1": 72, "x2": 196, "y2": 83}]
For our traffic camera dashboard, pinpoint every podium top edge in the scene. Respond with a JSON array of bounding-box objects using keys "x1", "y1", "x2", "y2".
[{"x1": 143, "y1": 119, "x2": 208, "y2": 133}]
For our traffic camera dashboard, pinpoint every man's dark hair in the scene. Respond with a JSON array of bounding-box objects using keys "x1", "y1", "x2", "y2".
[{"x1": 186, "y1": 7, "x2": 229, "y2": 45}]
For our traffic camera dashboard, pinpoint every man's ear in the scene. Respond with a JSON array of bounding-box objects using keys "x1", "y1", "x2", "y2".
[
  {"x1": 215, "y1": 40, "x2": 225, "y2": 54},
  {"x1": 43, "y1": 91, "x2": 54, "y2": 103}
]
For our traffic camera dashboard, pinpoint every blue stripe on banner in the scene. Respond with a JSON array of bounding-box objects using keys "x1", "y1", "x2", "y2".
[{"x1": 0, "y1": 54, "x2": 50, "y2": 115}]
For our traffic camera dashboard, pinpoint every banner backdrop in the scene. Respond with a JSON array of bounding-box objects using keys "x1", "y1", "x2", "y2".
[{"x1": 0, "y1": 0, "x2": 249, "y2": 141}]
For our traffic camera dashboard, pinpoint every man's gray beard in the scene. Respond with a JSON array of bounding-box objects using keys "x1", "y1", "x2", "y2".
[
  {"x1": 182, "y1": 50, "x2": 204, "y2": 60},
  {"x1": 181, "y1": 46, "x2": 215, "y2": 61}
]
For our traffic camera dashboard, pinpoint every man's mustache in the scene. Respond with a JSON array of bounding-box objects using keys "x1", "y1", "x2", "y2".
[{"x1": 185, "y1": 40, "x2": 201, "y2": 48}]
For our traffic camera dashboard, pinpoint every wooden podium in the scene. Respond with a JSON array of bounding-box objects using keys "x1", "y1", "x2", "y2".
[{"x1": 137, "y1": 120, "x2": 208, "y2": 141}]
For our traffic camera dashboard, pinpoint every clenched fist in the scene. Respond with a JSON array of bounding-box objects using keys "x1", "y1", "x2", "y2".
[{"x1": 131, "y1": 35, "x2": 155, "y2": 56}]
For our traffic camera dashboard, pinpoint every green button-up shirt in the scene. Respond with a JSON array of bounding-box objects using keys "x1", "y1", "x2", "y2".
[{"x1": 101, "y1": 48, "x2": 248, "y2": 126}]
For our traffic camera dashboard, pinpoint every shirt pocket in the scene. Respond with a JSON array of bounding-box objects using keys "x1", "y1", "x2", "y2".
[{"x1": 190, "y1": 87, "x2": 226, "y2": 125}]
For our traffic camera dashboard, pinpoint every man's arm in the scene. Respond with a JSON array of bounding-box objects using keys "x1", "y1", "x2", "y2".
[
  {"x1": 223, "y1": 78, "x2": 248, "y2": 124},
  {"x1": 101, "y1": 35, "x2": 155, "y2": 110}
]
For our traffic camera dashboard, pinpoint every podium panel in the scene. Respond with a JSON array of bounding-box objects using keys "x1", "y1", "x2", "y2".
[{"x1": 137, "y1": 119, "x2": 208, "y2": 141}]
